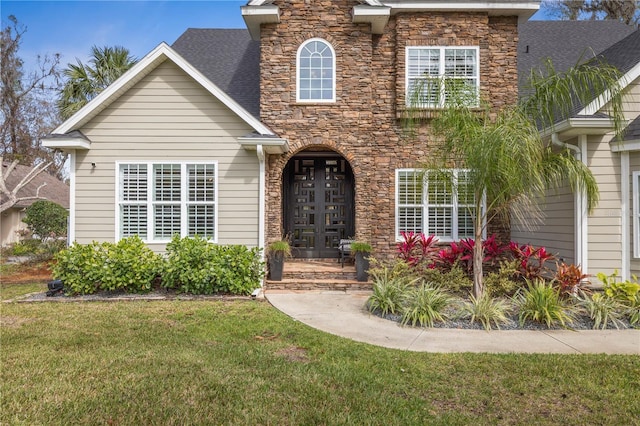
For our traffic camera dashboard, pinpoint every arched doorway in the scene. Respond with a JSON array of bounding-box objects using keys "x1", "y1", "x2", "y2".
[{"x1": 282, "y1": 151, "x2": 355, "y2": 258}]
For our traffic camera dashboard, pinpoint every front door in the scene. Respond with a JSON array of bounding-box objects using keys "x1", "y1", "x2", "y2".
[{"x1": 284, "y1": 155, "x2": 354, "y2": 258}]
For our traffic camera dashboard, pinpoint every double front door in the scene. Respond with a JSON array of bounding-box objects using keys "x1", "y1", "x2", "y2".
[{"x1": 284, "y1": 155, "x2": 355, "y2": 258}]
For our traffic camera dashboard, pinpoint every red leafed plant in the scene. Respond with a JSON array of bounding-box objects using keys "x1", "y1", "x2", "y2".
[
  {"x1": 508, "y1": 243, "x2": 555, "y2": 280},
  {"x1": 555, "y1": 262, "x2": 589, "y2": 296},
  {"x1": 437, "y1": 235, "x2": 506, "y2": 273},
  {"x1": 397, "y1": 231, "x2": 439, "y2": 268}
]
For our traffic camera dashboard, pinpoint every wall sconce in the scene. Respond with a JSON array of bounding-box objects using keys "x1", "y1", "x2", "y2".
[{"x1": 91, "y1": 162, "x2": 96, "y2": 168}]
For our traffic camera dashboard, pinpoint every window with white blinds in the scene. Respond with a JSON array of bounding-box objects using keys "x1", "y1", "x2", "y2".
[
  {"x1": 396, "y1": 169, "x2": 482, "y2": 241},
  {"x1": 118, "y1": 162, "x2": 217, "y2": 242},
  {"x1": 406, "y1": 46, "x2": 479, "y2": 108}
]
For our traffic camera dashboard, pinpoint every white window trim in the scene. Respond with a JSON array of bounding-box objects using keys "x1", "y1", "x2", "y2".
[
  {"x1": 633, "y1": 171, "x2": 640, "y2": 258},
  {"x1": 296, "y1": 38, "x2": 336, "y2": 103},
  {"x1": 395, "y1": 168, "x2": 485, "y2": 242},
  {"x1": 115, "y1": 161, "x2": 218, "y2": 244},
  {"x1": 405, "y1": 46, "x2": 480, "y2": 108}
]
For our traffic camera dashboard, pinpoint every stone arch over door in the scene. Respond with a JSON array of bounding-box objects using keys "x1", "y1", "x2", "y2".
[{"x1": 282, "y1": 150, "x2": 355, "y2": 258}]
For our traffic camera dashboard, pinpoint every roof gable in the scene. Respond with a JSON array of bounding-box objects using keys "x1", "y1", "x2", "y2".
[
  {"x1": 172, "y1": 29, "x2": 260, "y2": 119},
  {"x1": 52, "y1": 42, "x2": 274, "y2": 137}
]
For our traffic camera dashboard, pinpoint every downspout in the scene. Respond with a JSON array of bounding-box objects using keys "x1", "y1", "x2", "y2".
[
  {"x1": 621, "y1": 151, "x2": 630, "y2": 280},
  {"x1": 551, "y1": 133, "x2": 587, "y2": 272},
  {"x1": 68, "y1": 151, "x2": 76, "y2": 245},
  {"x1": 257, "y1": 145, "x2": 266, "y2": 259}
]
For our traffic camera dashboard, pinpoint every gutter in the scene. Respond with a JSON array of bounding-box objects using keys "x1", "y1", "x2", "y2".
[{"x1": 551, "y1": 133, "x2": 587, "y2": 274}]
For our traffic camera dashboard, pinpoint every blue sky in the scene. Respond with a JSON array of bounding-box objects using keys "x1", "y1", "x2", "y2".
[
  {"x1": 3, "y1": 0, "x2": 247, "y2": 73},
  {"x1": 3, "y1": 0, "x2": 550, "y2": 74}
]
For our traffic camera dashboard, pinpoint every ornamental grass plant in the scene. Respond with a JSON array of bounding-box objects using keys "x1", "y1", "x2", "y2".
[
  {"x1": 459, "y1": 293, "x2": 512, "y2": 330},
  {"x1": 514, "y1": 279, "x2": 576, "y2": 329}
]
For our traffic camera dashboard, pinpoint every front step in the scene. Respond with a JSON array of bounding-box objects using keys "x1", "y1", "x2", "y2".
[{"x1": 265, "y1": 258, "x2": 372, "y2": 291}]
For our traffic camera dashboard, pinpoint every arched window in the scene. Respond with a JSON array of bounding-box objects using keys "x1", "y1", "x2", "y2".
[{"x1": 297, "y1": 38, "x2": 335, "y2": 102}]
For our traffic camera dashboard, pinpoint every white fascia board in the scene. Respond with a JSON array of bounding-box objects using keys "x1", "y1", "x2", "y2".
[
  {"x1": 42, "y1": 137, "x2": 91, "y2": 151},
  {"x1": 241, "y1": 5, "x2": 280, "y2": 40},
  {"x1": 540, "y1": 117, "x2": 617, "y2": 140},
  {"x1": 380, "y1": 1, "x2": 540, "y2": 17},
  {"x1": 579, "y1": 61, "x2": 640, "y2": 116},
  {"x1": 611, "y1": 138, "x2": 640, "y2": 153},
  {"x1": 352, "y1": 5, "x2": 391, "y2": 34},
  {"x1": 238, "y1": 137, "x2": 289, "y2": 154},
  {"x1": 53, "y1": 42, "x2": 275, "y2": 137}
]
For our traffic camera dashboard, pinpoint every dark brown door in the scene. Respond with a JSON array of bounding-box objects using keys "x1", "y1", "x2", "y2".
[{"x1": 284, "y1": 156, "x2": 354, "y2": 258}]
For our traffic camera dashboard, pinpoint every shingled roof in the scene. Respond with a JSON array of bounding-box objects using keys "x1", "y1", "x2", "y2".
[
  {"x1": 518, "y1": 20, "x2": 636, "y2": 96},
  {"x1": 172, "y1": 29, "x2": 260, "y2": 119},
  {"x1": 1, "y1": 163, "x2": 69, "y2": 209}
]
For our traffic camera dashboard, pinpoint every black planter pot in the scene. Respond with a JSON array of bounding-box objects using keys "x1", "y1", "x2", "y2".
[
  {"x1": 268, "y1": 255, "x2": 285, "y2": 281},
  {"x1": 354, "y1": 252, "x2": 370, "y2": 282}
]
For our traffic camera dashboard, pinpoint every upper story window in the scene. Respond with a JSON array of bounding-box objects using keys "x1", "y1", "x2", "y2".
[
  {"x1": 297, "y1": 38, "x2": 335, "y2": 102},
  {"x1": 117, "y1": 162, "x2": 217, "y2": 243},
  {"x1": 406, "y1": 46, "x2": 479, "y2": 108}
]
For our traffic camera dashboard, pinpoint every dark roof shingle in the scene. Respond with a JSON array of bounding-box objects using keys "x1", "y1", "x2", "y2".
[
  {"x1": 518, "y1": 20, "x2": 636, "y2": 95},
  {"x1": 172, "y1": 29, "x2": 260, "y2": 119}
]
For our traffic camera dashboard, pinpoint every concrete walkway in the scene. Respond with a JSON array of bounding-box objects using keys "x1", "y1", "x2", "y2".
[{"x1": 265, "y1": 290, "x2": 640, "y2": 355}]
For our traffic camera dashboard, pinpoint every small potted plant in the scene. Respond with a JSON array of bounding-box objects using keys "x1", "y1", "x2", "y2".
[
  {"x1": 266, "y1": 239, "x2": 291, "y2": 281},
  {"x1": 351, "y1": 241, "x2": 372, "y2": 282}
]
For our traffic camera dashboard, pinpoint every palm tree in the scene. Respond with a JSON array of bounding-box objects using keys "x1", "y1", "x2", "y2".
[
  {"x1": 58, "y1": 46, "x2": 137, "y2": 119},
  {"x1": 409, "y1": 57, "x2": 625, "y2": 298}
]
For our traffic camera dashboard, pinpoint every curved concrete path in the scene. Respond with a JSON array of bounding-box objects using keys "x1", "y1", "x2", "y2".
[{"x1": 265, "y1": 290, "x2": 640, "y2": 355}]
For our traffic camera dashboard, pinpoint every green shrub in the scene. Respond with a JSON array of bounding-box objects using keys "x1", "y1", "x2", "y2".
[
  {"x1": 367, "y1": 267, "x2": 415, "y2": 316},
  {"x1": 598, "y1": 271, "x2": 640, "y2": 303},
  {"x1": 53, "y1": 241, "x2": 109, "y2": 295},
  {"x1": 459, "y1": 294, "x2": 512, "y2": 330},
  {"x1": 401, "y1": 284, "x2": 452, "y2": 327},
  {"x1": 163, "y1": 235, "x2": 264, "y2": 295},
  {"x1": 208, "y1": 244, "x2": 264, "y2": 295},
  {"x1": 99, "y1": 237, "x2": 163, "y2": 293},
  {"x1": 483, "y1": 260, "x2": 521, "y2": 297},
  {"x1": 10, "y1": 239, "x2": 42, "y2": 256},
  {"x1": 53, "y1": 237, "x2": 162, "y2": 295},
  {"x1": 577, "y1": 292, "x2": 626, "y2": 330},
  {"x1": 514, "y1": 279, "x2": 576, "y2": 329},
  {"x1": 421, "y1": 266, "x2": 472, "y2": 295},
  {"x1": 23, "y1": 200, "x2": 68, "y2": 240}
]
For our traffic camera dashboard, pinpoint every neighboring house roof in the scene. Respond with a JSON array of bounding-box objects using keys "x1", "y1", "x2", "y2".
[
  {"x1": 172, "y1": 29, "x2": 260, "y2": 119},
  {"x1": 518, "y1": 20, "x2": 636, "y2": 95},
  {"x1": 1, "y1": 163, "x2": 69, "y2": 209}
]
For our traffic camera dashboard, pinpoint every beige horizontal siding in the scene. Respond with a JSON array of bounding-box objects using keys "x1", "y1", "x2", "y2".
[
  {"x1": 74, "y1": 59, "x2": 260, "y2": 248},
  {"x1": 586, "y1": 132, "x2": 622, "y2": 276},
  {"x1": 630, "y1": 151, "x2": 640, "y2": 277},
  {"x1": 510, "y1": 184, "x2": 575, "y2": 264}
]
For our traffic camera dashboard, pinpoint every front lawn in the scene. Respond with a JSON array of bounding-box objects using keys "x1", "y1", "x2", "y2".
[{"x1": 1, "y1": 299, "x2": 638, "y2": 425}]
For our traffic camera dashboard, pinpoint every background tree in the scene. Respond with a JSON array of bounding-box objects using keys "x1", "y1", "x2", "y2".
[
  {"x1": 409, "y1": 57, "x2": 625, "y2": 299},
  {"x1": 23, "y1": 200, "x2": 68, "y2": 240},
  {"x1": 1, "y1": 15, "x2": 64, "y2": 176},
  {"x1": 541, "y1": 0, "x2": 640, "y2": 25},
  {"x1": 58, "y1": 46, "x2": 138, "y2": 119}
]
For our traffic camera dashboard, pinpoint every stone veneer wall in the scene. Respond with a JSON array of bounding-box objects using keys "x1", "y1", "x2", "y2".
[{"x1": 260, "y1": 0, "x2": 519, "y2": 258}]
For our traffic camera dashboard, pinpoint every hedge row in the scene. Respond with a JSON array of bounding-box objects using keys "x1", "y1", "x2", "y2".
[{"x1": 53, "y1": 235, "x2": 264, "y2": 296}]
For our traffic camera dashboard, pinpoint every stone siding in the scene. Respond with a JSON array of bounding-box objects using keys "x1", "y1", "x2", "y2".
[{"x1": 260, "y1": 0, "x2": 519, "y2": 258}]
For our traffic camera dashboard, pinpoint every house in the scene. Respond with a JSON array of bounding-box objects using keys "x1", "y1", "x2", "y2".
[
  {"x1": 43, "y1": 0, "x2": 539, "y2": 261},
  {"x1": 0, "y1": 162, "x2": 70, "y2": 245},
  {"x1": 512, "y1": 23, "x2": 640, "y2": 282}
]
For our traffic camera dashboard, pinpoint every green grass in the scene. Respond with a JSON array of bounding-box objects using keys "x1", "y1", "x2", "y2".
[
  {"x1": 2, "y1": 300, "x2": 639, "y2": 425},
  {"x1": 1, "y1": 282, "x2": 47, "y2": 301}
]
